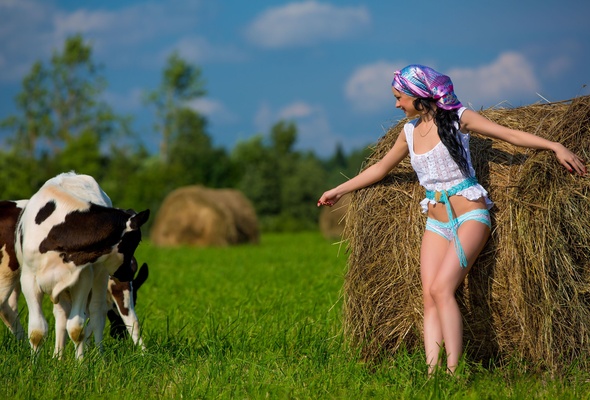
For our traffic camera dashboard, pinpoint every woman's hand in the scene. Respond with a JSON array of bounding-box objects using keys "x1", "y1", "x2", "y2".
[
  {"x1": 553, "y1": 143, "x2": 587, "y2": 175},
  {"x1": 317, "y1": 189, "x2": 341, "y2": 207}
]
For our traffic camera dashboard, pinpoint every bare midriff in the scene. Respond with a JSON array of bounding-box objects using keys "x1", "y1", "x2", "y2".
[{"x1": 426, "y1": 195, "x2": 488, "y2": 223}]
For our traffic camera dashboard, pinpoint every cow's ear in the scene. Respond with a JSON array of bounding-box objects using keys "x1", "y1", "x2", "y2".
[
  {"x1": 134, "y1": 263, "x2": 149, "y2": 290},
  {"x1": 130, "y1": 209, "x2": 150, "y2": 229}
]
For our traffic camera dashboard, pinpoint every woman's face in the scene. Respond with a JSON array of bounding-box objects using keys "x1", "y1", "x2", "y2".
[{"x1": 392, "y1": 87, "x2": 419, "y2": 118}]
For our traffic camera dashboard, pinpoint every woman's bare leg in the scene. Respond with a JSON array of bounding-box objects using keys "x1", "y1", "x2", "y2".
[
  {"x1": 430, "y1": 220, "x2": 489, "y2": 373},
  {"x1": 421, "y1": 220, "x2": 490, "y2": 374},
  {"x1": 420, "y1": 230, "x2": 452, "y2": 374}
]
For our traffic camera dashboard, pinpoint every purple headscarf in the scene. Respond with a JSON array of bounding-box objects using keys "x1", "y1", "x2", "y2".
[{"x1": 392, "y1": 64, "x2": 462, "y2": 110}]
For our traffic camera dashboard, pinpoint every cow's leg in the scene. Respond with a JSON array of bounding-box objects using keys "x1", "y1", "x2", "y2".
[
  {"x1": 67, "y1": 267, "x2": 93, "y2": 360},
  {"x1": 8, "y1": 282, "x2": 19, "y2": 313},
  {"x1": 52, "y1": 293, "x2": 71, "y2": 359},
  {"x1": 20, "y1": 269, "x2": 47, "y2": 354},
  {"x1": 0, "y1": 299, "x2": 24, "y2": 339},
  {"x1": 0, "y1": 274, "x2": 24, "y2": 339},
  {"x1": 10, "y1": 283, "x2": 25, "y2": 339},
  {"x1": 86, "y1": 268, "x2": 109, "y2": 352}
]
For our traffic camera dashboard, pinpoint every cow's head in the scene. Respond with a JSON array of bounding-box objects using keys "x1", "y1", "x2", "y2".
[
  {"x1": 111, "y1": 209, "x2": 150, "y2": 283},
  {"x1": 107, "y1": 258, "x2": 149, "y2": 340}
]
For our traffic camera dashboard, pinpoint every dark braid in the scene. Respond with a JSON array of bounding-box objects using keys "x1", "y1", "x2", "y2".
[{"x1": 413, "y1": 98, "x2": 471, "y2": 178}]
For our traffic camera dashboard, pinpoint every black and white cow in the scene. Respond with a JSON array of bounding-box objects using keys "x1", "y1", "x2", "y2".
[
  {"x1": 15, "y1": 172, "x2": 149, "y2": 359},
  {"x1": 0, "y1": 197, "x2": 150, "y2": 351},
  {"x1": 106, "y1": 256, "x2": 149, "y2": 349}
]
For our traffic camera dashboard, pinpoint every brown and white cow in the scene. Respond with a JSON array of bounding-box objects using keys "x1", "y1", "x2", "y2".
[
  {"x1": 0, "y1": 200, "x2": 28, "y2": 339},
  {"x1": 15, "y1": 172, "x2": 149, "y2": 359}
]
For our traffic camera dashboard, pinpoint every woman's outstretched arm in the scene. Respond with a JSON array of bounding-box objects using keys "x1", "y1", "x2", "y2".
[
  {"x1": 318, "y1": 131, "x2": 410, "y2": 206},
  {"x1": 460, "y1": 109, "x2": 587, "y2": 175}
]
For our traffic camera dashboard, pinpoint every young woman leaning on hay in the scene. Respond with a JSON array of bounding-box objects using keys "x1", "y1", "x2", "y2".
[{"x1": 317, "y1": 64, "x2": 587, "y2": 375}]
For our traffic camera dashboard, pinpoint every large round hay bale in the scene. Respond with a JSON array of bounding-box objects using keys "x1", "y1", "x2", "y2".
[
  {"x1": 319, "y1": 193, "x2": 350, "y2": 240},
  {"x1": 150, "y1": 186, "x2": 259, "y2": 247},
  {"x1": 209, "y1": 188, "x2": 260, "y2": 245},
  {"x1": 343, "y1": 96, "x2": 590, "y2": 372}
]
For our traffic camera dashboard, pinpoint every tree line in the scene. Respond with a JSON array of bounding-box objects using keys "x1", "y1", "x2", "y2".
[{"x1": 0, "y1": 35, "x2": 371, "y2": 232}]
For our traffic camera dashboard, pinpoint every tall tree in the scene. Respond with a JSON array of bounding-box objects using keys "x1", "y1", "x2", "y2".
[
  {"x1": 0, "y1": 34, "x2": 130, "y2": 194},
  {"x1": 2, "y1": 34, "x2": 125, "y2": 155},
  {"x1": 145, "y1": 52, "x2": 206, "y2": 163},
  {"x1": 0, "y1": 61, "x2": 51, "y2": 159}
]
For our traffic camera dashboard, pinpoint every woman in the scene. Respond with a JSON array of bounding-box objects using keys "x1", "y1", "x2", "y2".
[{"x1": 317, "y1": 64, "x2": 586, "y2": 374}]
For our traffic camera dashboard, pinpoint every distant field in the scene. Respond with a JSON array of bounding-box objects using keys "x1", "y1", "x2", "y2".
[{"x1": 1, "y1": 232, "x2": 589, "y2": 399}]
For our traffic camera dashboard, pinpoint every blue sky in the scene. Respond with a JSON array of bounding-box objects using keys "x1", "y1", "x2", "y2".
[{"x1": 1, "y1": 0, "x2": 589, "y2": 157}]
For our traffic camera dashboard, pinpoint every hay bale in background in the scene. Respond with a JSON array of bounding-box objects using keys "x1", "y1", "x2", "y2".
[
  {"x1": 211, "y1": 188, "x2": 260, "y2": 245},
  {"x1": 150, "y1": 186, "x2": 259, "y2": 247},
  {"x1": 343, "y1": 96, "x2": 590, "y2": 372},
  {"x1": 319, "y1": 193, "x2": 350, "y2": 240}
]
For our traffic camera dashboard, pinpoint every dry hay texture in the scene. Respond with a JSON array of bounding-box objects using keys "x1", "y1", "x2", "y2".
[
  {"x1": 343, "y1": 96, "x2": 590, "y2": 372},
  {"x1": 150, "y1": 186, "x2": 259, "y2": 247}
]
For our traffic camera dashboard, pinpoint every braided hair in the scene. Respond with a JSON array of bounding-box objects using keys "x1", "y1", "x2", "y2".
[{"x1": 413, "y1": 97, "x2": 471, "y2": 178}]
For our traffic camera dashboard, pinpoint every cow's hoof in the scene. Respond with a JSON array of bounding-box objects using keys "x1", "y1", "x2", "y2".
[
  {"x1": 69, "y1": 326, "x2": 85, "y2": 342},
  {"x1": 30, "y1": 330, "x2": 44, "y2": 348}
]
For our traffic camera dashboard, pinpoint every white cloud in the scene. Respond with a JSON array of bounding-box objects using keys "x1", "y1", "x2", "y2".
[
  {"x1": 277, "y1": 101, "x2": 313, "y2": 119},
  {"x1": 244, "y1": 1, "x2": 370, "y2": 48},
  {"x1": 345, "y1": 61, "x2": 403, "y2": 113},
  {"x1": 188, "y1": 97, "x2": 237, "y2": 123},
  {"x1": 166, "y1": 36, "x2": 247, "y2": 64},
  {"x1": 449, "y1": 52, "x2": 540, "y2": 107},
  {"x1": 0, "y1": 0, "x2": 212, "y2": 80},
  {"x1": 254, "y1": 100, "x2": 342, "y2": 155},
  {"x1": 52, "y1": 2, "x2": 203, "y2": 46},
  {"x1": 278, "y1": 102, "x2": 337, "y2": 154},
  {"x1": 53, "y1": 9, "x2": 114, "y2": 38}
]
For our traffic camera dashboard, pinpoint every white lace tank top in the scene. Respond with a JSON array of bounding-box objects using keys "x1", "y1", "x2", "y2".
[{"x1": 404, "y1": 107, "x2": 493, "y2": 213}]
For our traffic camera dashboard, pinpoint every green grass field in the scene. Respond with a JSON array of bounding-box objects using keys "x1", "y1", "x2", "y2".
[{"x1": 1, "y1": 232, "x2": 589, "y2": 399}]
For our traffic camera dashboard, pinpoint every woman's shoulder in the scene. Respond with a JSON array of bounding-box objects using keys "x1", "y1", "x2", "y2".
[
  {"x1": 403, "y1": 118, "x2": 418, "y2": 138},
  {"x1": 457, "y1": 106, "x2": 468, "y2": 119},
  {"x1": 457, "y1": 107, "x2": 473, "y2": 134}
]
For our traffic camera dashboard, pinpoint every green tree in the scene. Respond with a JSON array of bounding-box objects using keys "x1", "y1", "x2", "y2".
[
  {"x1": 167, "y1": 107, "x2": 236, "y2": 188},
  {"x1": 323, "y1": 143, "x2": 372, "y2": 189},
  {"x1": 0, "y1": 61, "x2": 51, "y2": 159},
  {"x1": 101, "y1": 145, "x2": 171, "y2": 231},
  {"x1": 54, "y1": 130, "x2": 104, "y2": 178},
  {"x1": 232, "y1": 121, "x2": 327, "y2": 231},
  {"x1": 0, "y1": 34, "x2": 130, "y2": 196},
  {"x1": 280, "y1": 152, "x2": 326, "y2": 231},
  {"x1": 145, "y1": 52, "x2": 206, "y2": 163},
  {"x1": 232, "y1": 134, "x2": 281, "y2": 217}
]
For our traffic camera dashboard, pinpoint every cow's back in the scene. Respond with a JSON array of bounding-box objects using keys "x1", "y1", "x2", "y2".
[
  {"x1": 47, "y1": 172, "x2": 112, "y2": 207},
  {"x1": 17, "y1": 172, "x2": 111, "y2": 251}
]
